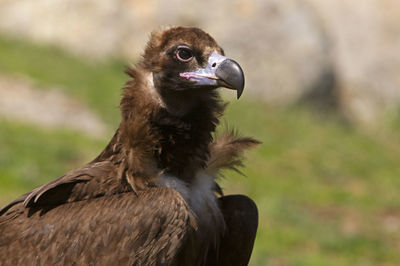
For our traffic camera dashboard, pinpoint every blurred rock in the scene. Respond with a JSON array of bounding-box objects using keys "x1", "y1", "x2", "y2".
[
  {"x1": 0, "y1": 75, "x2": 107, "y2": 137},
  {"x1": 0, "y1": 0, "x2": 399, "y2": 126},
  {"x1": 307, "y1": 0, "x2": 400, "y2": 126}
]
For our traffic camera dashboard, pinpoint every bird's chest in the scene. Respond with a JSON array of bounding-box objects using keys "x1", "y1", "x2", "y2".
[
  {"x1": 157, "y1": 135, "x2": 209, "y2": 173},
  {"x1": 157, "y1": 173, "x2": 224, "y2": 237}
]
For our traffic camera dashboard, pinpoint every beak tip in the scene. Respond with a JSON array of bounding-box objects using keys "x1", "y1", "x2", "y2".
[
  {"x1": 215, "y1": 58, "x2": 245, "y2": 99},
  {"x1": 237, "y1": 87, "x2": 243, "y2": 99}
]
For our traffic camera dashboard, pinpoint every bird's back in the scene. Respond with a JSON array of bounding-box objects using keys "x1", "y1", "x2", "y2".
[{"x1": 0, "y1": 185, "x2": 196, "y2": 265}]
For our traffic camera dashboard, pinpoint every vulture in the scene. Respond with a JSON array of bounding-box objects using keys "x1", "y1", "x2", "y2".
[{"x1": 0, "y1": 26, "x2": 260, "y2": 265}]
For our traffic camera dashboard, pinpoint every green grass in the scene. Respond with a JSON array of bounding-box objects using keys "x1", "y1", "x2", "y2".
[
  {"x1": 1, "y1": 35, "x2": 400, "y2": 265},
  {"x1": 222, "y1": 102, "x2": 400, "y2": 265},
  {"x1": 0, "y1": 35, "x2": 126, "y2": 126},
  {"x1": 0, "y1": 119, "x2": 105, "y2": 205}
]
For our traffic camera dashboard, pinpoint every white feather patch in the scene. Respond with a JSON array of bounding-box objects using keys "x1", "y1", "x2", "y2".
[{"x1": 145, "y1": 73, "x2": 165, "y2": 108}]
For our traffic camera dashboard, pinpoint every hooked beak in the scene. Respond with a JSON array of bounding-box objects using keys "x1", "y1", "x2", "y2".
[{"x1": 180, "y1": 52, "x2": 245, "y2": 99}]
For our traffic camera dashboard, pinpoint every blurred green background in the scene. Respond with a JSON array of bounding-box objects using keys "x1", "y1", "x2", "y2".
[{"x1": 1, "y1": 1, "x2": 400, "y2": 265}]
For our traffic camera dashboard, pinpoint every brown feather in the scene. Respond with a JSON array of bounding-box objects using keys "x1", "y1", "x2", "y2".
[
  {"x1": 206, "y1": 131, "x2": 261, "y2": 176},
  {"x1": 0, "y1": 188, "x2": 196, "y2": 265}
]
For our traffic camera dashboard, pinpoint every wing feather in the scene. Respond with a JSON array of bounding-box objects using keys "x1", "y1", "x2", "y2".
[
  {"x1": 23, "y1": 161, "x2": 113, "y2": 206},
  {"x1": 0, "y1": 187, "x2": 195, "y2": 265},
  {"x1": 0, "y1": 161, "x2": 131, "y2": 217}
]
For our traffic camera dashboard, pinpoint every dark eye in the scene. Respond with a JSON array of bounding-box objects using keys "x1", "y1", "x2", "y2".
[{"x1": 176, "y1": 46, "x2": 193, "y2": 62}]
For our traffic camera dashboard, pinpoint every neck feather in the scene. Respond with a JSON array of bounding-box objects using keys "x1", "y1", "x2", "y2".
[{"x1": 98, "y1": 67, "x2": 225, "y2": 186}]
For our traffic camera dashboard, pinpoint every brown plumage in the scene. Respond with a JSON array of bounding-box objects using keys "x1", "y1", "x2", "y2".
[{"x1": 0, "y1": 26, "x2": 260, "y2": 265}]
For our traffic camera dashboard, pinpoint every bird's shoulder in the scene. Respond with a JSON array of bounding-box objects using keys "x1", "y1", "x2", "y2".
[{"x1": 0, "y1": 160, "x2": 130, "y2": 215}]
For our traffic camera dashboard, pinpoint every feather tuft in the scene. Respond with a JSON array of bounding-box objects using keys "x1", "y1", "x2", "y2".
[{"x1": 206, "y1": 131, "x2": 261, "y2": 177}]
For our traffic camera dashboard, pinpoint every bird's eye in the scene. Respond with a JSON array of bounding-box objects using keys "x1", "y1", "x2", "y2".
[{"x1": 176, "y1": 46, "x2": 193, "y2": 62}]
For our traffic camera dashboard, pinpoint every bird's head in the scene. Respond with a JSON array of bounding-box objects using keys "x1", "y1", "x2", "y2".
[{"x1": 140, "y1": 27, "x2": 245, "y2": 104}]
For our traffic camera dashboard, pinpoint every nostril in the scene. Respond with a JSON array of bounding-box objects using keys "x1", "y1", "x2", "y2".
[{"x1": 212, "y1": 62, "x2": 217, "y2": 68}]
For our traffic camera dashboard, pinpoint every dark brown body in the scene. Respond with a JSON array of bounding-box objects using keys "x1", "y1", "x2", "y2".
[
  {"x1": 0, "y1": 26, "x2": 259, "y2": 265},
  {"x1": 0, "y1": 190, "x2": 257, "y2": 265}
]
